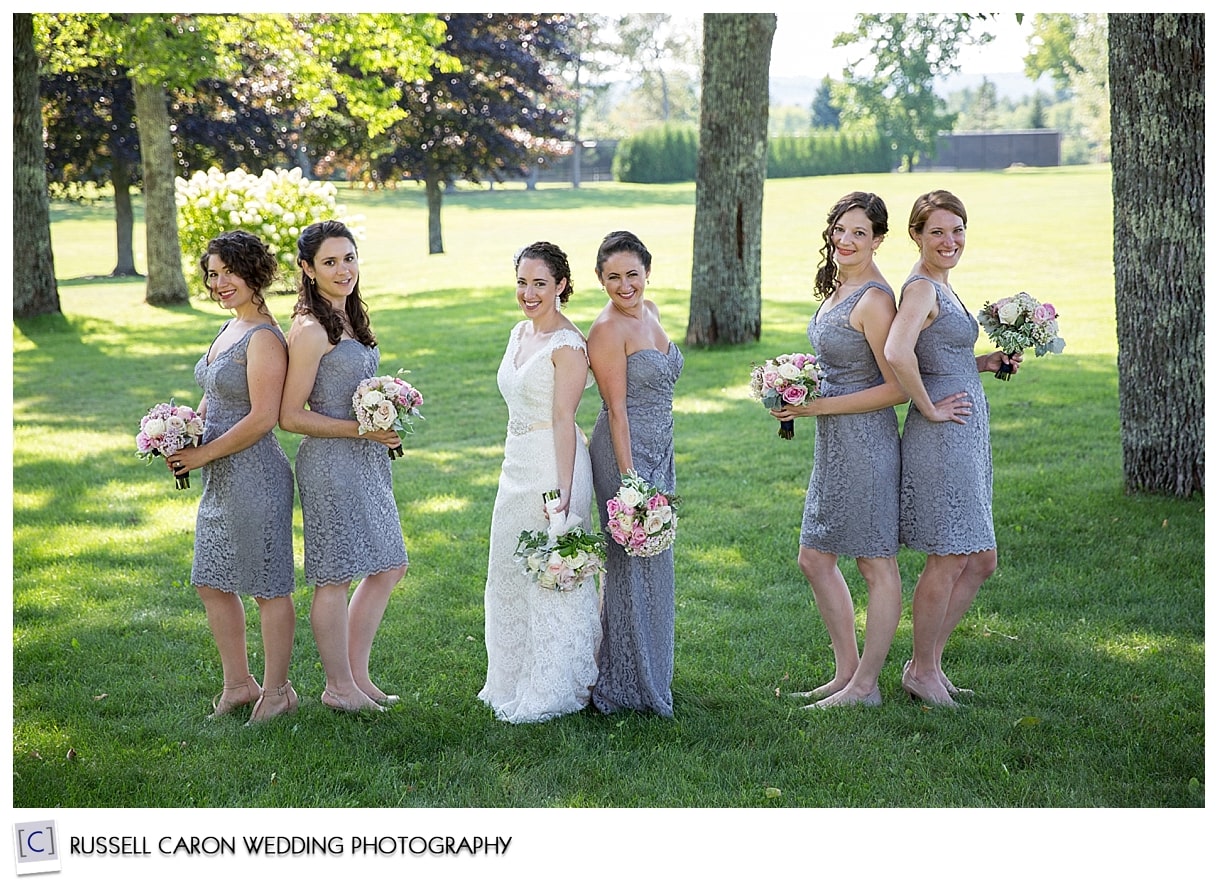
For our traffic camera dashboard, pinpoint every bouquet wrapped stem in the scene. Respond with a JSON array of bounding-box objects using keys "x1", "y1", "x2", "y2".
[
  {"x1": 136, "y1": 399, "x2": 205, "y2": 489},
  {"x1": 977, "y1": 292, "x2": 1066, "y2": 381},
  {"x1": 516, "y1": 492, "x2": 607, "y2": 592},
  {"x1": 749, "y1": 352, "x2": 825, "y2": 439},
  {"x1": 353, "y1": 370, "x2": 424, "y2": 458}
]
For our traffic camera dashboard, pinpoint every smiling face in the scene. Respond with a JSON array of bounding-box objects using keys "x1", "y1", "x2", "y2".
[
  {"x1": 305, "y1": 235, "x2": 359, "y2": 302},
  {"x1": 205, "y1": 254, "x2": 257, "y2": 313},
  {"x1": 914, "y1": 208, "x2": 966, "y2": 273},
  {"x1": 830, "y1": 206, "x2": 884, "y2": 270},
  {"x1": 516, "y1": 256, "x2": 567, "y2": 321},
  {"x1": 597, "y1": 250, "x2": 650, "y2": 312}
]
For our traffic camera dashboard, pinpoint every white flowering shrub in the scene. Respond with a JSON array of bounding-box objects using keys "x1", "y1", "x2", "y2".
[{"x1": 175, "y1": 167, "x2": 365, "y2": 293}]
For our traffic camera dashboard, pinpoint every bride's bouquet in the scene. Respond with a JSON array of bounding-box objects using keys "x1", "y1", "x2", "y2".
[
  {"x1": 749, "y1": 352, "x2": 826, "y2": 439},
  {"x1": 135, "y1": 398, "x2": 205, "y2": 489},
  {"x1": 606, "y1": 471, "x2": 679, "y2": 557},
  {"x1": 976, "y1": 292, "x2": 1066, "y2": 380},
  {"x1": 353, "y1": 370, "x2": 424, "y2": 458},
  {"x1": 515, "y1": 492, "x2": 607, "y2": 592}
]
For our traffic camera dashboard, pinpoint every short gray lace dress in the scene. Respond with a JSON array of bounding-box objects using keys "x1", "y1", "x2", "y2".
[
  {"x1": 294, "y1": 339, "x2": 408, "y2": 586},
  {"x1": 191, "y1": 323, "x2": 295, "y2": 598},
  {"x1": 801, "y1": 282, "x2": 900, "y2": 559},
  {"x1": 589, "y1": 344, "x2": 683, "y2": 717},
  {"x1": 898, "y1": 275, "x2": 995, "y2": 554}
]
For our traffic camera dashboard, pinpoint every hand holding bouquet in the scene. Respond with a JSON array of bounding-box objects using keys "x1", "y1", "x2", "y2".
[
  {"x1": 605, "y1": 470, "x2": 679, "y2": 557},
  {"x1": 749, "y1": 352, "x2": 826, "y2": 438},
  {"x1": 136, "y1": 399, "x2": 205, "y2": 489},
  {"x1": 516, "y1": 496, "x2": 607, "y2": 592},
  {"x1": 353, "y1": 370, "x2": 424, "y2": 458},
  {"x1": 976, "y1": 292, "x2": 1066, "y2": 380}
]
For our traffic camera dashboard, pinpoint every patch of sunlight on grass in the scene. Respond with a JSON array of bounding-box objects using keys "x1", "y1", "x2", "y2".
[
  {"x1": 686, "y1": 544, "x2": 749, "y2": 569},
  {"x1": 674, "y1": 397, "x2": 731, "y2": 415},
  {"x1": 409, "y1": 494, "x2": 473, "y2": 516},
  {"x1": 1092, "y1": 633, "x2": 1186, "y2": 662}
]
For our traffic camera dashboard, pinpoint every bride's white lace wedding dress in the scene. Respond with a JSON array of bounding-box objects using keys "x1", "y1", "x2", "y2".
[{"x1": 477, "y1": 321, "x2": 601, "y2": 723}]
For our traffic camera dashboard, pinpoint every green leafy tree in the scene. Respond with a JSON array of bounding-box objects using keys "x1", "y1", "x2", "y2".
[
  {"x1": 35, "y1": 13, "x2": 446, "y2": 305},
  {"x1": 832, "y1": 13, "x2": 993, "y2": 171},
  {"x1": 810, "y1": 75, "x2": 840, "y2": 129},
  {"x1": 1024, "y1": 13, "x2": 1083, "y2": 91}
]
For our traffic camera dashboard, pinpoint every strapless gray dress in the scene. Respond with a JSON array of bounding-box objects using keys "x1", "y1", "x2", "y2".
[
  {"x1": 191, "y1": 323, "x2": 295, "y2": 598},
  {"x1": 589, "y1": 344, "x2": 683, "y2": 717},
  {"x1": 295, "y1": 339, "x2": 408, "y2": 585}
]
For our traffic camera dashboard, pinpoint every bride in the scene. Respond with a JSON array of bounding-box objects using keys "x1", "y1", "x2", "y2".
[{"x1": 477, "y1": 241, "x2": 601, "y2": 723}]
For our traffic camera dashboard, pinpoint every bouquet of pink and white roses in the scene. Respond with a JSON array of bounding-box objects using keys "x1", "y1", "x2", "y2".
[
  {"x1": 352, "y1": 371, "x2": 424, "y2": 458},
  {"x1": 976, "y1": 291, "x2": 1066, "y2": 380},
  {"x1": 749, "y1": 352, "x2": 826, "y2": 439},
  {"x1": 606, "y1": 471, "x2": 679, "y2": 558},
  {"x1": 136, "y1": 399, "x2": 205, "y2": 489},
  {"x1": 516, "y1": 491, "x2": 607, "y2": 591}
]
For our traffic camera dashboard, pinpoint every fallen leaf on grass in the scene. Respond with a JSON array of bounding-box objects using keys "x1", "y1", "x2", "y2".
[{"x1": 764, "y1": 787, "x2": 782, "y2": 799}]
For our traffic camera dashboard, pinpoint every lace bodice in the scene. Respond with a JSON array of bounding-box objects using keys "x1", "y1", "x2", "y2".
[{"x1": 497, "y1": 322, "x2": 590, "y2": 434}]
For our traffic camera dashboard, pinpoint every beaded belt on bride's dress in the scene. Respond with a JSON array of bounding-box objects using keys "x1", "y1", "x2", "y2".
[{"x1": 507, "y1": 417, "x2": 552, "y2": 436}]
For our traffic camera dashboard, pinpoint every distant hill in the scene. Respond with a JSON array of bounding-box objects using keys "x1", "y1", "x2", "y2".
[{"x1": 769, "y1": 71, "x2": 1051, "y2": 107}]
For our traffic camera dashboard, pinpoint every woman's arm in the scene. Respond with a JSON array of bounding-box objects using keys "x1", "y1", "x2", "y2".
[
  {"x1": 279, "y1": 316, "x2": 399, "y2": 447},
  {"x1": 884, "y1": 279, "x2": 970, "y2": 424},
  {"x1": 772, "y1": 288, "x2": 908, "y2": 421},
  {"x1": 549, "y1": 343, "x2": 589, "y2": 515},
  {"x1": 172, "y1": 328, "x2": 286, "y2": 473},
  {"x1": 587, "y1": 315, "x2": 634, "y2": 477}
]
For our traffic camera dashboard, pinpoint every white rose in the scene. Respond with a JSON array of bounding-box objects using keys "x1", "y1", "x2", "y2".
[
  {"x1": 142, "y1": 417, "x2": 166, "y2": 438},
  {"x1": 997, "y1": 300, "x2": 1022, "y2": 325},
  {"x1": 617, "y1": 485, "x2": 644, "y2": 508},
  {"x1": 166, "y1": 415, "x2": 186, "y2": 432},
  {"x1": 370, "y1": 400, "x2": 395, "y2": 429},
  {"x1": 360, "y1": 389, "x2": 385, "y2": 409},
  {"x1": 644, "y1": 512, "x2": 665, "y2": 534},
  {"x1": 566, "y1": 549, "x2": 588, "y2": 570},
  {"x1": 776, "y1": 362, "x2": 802, "y2": 380}
]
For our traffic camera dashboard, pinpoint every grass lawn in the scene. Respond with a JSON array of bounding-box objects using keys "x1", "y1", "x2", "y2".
[{"x1": 8, "y1": 166, "x2": 1206, "y2": 874}]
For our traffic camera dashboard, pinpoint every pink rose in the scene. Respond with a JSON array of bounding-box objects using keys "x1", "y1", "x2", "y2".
[
  {"x1": 1033, "y1": 303, "x2": 1057, "y2": 323},
  {"x1": 782, "y1": 385, "x2": 807, "y2": 405},
  {"x1": 606, "y1": 498, "x2": 621, "y2": 516}
]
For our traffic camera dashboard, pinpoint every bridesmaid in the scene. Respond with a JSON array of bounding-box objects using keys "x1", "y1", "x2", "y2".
[
  {"x1": 586, "y1": 230, "x2": 683, "y2": 717},
  {"x1": 170, "y1": 230, "x2": 298, "y2": 723},
  {"x1": 770, "y1": 192, "x2": 910, "y2": 708},
  {"x1": 280, "y1": 220, "x2": 408, "y2": 714},
  {"x1": 884, "y1": 190, "x2": 1018, "y2": 707}
]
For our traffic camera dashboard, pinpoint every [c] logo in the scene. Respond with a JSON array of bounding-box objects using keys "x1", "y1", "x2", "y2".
[{"x1": 12, "y1": 820, "x2": 61, "y2": 876}]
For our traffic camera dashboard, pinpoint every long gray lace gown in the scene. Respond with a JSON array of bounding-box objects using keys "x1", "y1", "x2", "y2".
[
  {"x1": 191, "y1": 323, "x2": 295, "y2": 598},
  {"x1": 589, "y1": 344, "x2": 683, "y2": 717},
  {"x1": 295, "y1": 339, "x2": 408, "y2": 586},
  {"x1": 801, "y1": 282, "x2": 900, "y2": 558},
  {"x1": 899, "y1": 275, "x2": 995, "y2": 554}
]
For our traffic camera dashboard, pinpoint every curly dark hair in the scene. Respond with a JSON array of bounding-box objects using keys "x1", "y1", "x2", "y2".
[
  {"x1": 514, "y1": 241, "x2": 574, "y2": 303},
  {"x1": 594, "y1": 230, "x2": 652, "y2": 277},
  {"x1": 292, "y1": 220, "x2": 376, "y2": 347},
  {"x1": 813, "y1": 192, "x2": 889, "y2": 300},
  {"x1": 199, "y1": 230, "x2": 279, "y2": 311}
]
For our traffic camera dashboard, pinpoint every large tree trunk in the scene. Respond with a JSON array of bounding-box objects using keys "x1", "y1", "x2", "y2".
[
  {"x1": 111, "y1": 154, "x2": 140, "y2": 277},
  {"x1": 686, "y1": 13, "x2": 775, "y2": 347},
  {"x1": 12, "y1": 13, "x2": 61, "y2": 319},
  {"x1": 132, "y1": 76, "x2": 188, "y2": 305},
  {"x1": 1109, "y1": 14, "x2": 1204, "y2": 496},
  {"x1": 426, "y1": 175, "x2": 444, "y2": 254}
]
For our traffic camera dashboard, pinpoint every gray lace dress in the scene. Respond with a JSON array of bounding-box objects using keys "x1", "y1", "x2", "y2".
[
  {"x1": 898, "y1": 275, "x2": 995, "y2": 554},
  {"x1": 589, "y1": 344, "x2": 683, "y2": 717},
  {"x1": 191, "y1": 323, "x2": 295, "y2": 598},
  {"x1": 295, "y1": 339, "x2": 408, "y2": 586},
  {"x1": 801, "y1": 282, "x2": 900, "y2": 558}
]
